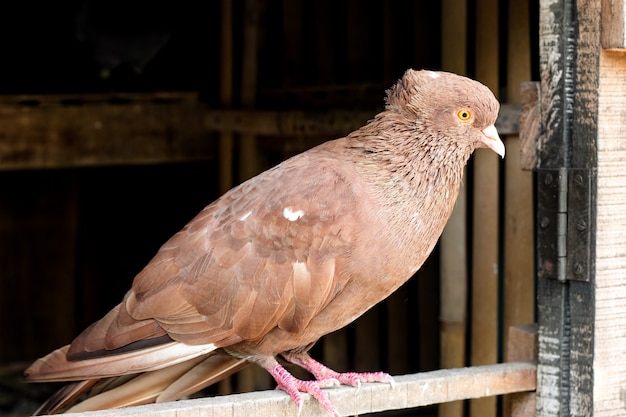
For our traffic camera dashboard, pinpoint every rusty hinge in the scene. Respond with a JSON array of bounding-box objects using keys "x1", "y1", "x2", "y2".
[{"x1": 537, "y1": 168, "x2": 591, "y2": 282}]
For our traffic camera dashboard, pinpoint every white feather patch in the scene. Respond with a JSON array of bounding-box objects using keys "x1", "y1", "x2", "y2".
[
  {"x1": 428, "y1": 71, "x2": 440, "y2": 79},
  {"x1": 283, "y1": 207, "x2": 304, "y2": 221},
  {"x1": 239, "y1": 211, "x2": 252, "y2": 221}
]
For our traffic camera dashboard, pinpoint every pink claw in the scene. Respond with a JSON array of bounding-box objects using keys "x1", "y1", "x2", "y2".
[
  {"x1": 263, "y1": 354, "x2": 395, "y2": 416},
  {"x1": 269, "y1": 363, "x2": 341, "y2": 416},
  {"x1": 282, "y1": 352, "x2": 396, "y2": 391}
]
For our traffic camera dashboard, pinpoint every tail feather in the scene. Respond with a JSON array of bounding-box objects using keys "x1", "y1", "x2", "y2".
[
  {"x1": 29, "y1": 348, "x2": 251, "y2": 414},
  {"x1": 25, "y1": 342, "x2": 217, "y2": 382},
  {"x1": 66, "y1": 355, "x2": 210, "y2": 413},
  {"x1": 32, "y1": 380, "x2": 99, "y2": 415},
  {"x1": 157, "y1": 353, "x2": 249, "y2": 403}
]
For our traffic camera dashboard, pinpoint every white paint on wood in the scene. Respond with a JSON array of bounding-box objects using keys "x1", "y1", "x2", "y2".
[{"x1": 594, "y1": 50, "x2": 626, "y2": 416}]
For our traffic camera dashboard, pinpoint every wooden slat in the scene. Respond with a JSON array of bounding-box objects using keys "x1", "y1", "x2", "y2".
[
  {"x1": 505, "y1": 324, "x2": 538, "y2": 417},
  {"x1": 235, "y1": 0, "x2": 270, "y2": 394},
  {"x1": 504, "y1": 0, "x2": 534, "y2": 362},
  {"x1": 439, "y1": 1, "x2": 468, "y2": 416},
  {"x1": 470, "y1": 1, "x2": 501, "y2": 416},
  {"x1": 386, "y1": 285, "x2": 410, "y2": 375},
  {"x1": 218, "y1": 0, "x2": 234, "y2": 196},
  {"x1": 217, "y1": 0, "x2": 235, "y2": 395},
  {"x1": 0, "y1": 171, "x2": 78, "y2": 361},
  {"x1": 48, "y1": 363, "x2": 536, "y2": 417}
]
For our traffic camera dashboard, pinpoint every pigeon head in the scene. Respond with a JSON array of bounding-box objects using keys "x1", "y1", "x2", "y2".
[{"x1": 385, "y1": 69, "x2": 505, "y2": 158}]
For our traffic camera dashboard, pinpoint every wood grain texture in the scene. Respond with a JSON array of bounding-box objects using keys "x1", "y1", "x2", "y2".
[
  {"x1": 594, "y1": 49, "x2": 626, "y2": 416},
  {"x1": 601, "y1": 0, "x2": 626, "y2": 49},
  {"x1": 42, "y1": 363, "x2": 536, "y2": 417}
]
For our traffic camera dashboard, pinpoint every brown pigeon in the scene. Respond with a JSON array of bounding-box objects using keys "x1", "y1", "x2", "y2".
[{"x1": 25, "y1": 69, "x2": 504, "y2": 416}]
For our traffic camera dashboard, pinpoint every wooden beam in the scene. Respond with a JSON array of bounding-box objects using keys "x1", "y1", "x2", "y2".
[
  {"x1": 0, "y1": 81, "x2": 518, "y2": 173},
  {"x1": 0, "y1": 100, "x2": 520, "y2": 171},
  {"x1": 0, "y1": 94, "x2": 216, "y2": 170},
  {"x1": 207, "y1": 106, "x2": 517, "y2": 136},
  {"x1": 48, "y1": 363, "x2": 536, "y2": 417}
]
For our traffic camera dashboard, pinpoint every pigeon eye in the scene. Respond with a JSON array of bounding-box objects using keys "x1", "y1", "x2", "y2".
[{"x1": 457, "y1": 109, "x2": 472, "y2": 121}]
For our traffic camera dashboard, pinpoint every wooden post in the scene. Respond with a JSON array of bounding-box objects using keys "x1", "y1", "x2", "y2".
[
  {"x1": 536, "y1": 0, "x2": 599, "y2": 415},
  {"x1": 235, "y1": 0, "x2": 270, "y2": 393},
  {"x1": 439, "y1": 2, "x2": 468, "y2": 417},
  {"x1": 506, "y1": 324, "x2": 538, "y2": 417},
  {"x1": 217, "y1": 0, "x2": 234, "y2": 394},
  {"x1": 237, "y1": 0, "x2": 264, "y2": 183},
  {"x1": 470, "y1": 1, "x2": 500, "y2": 417}
]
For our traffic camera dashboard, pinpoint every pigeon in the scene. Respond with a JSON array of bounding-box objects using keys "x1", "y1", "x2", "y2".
[{"x1": 25, "y1": 69, "x2": 504, "y2": 416}]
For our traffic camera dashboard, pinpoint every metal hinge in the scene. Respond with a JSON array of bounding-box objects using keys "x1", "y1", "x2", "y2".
[{"x1": 537, "y1": 168, "x2": 591, "y2": 282}]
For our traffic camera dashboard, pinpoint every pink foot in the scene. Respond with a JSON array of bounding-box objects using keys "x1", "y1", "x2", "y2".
[
  {"x1": 268, "y1": 362, "x2": 341, "y2": 416},
  {"x1": 282, "y1": 351, "x2": 396, "y2": 390}
]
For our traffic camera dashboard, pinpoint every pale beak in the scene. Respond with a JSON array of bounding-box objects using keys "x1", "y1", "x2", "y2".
[{"x1": 481, "y1": 124, "x2": 505, "y2": 158}]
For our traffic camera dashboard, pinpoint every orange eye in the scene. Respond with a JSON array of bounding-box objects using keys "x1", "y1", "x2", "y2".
[{"x1": 457, "y1": 109, "x2": 472, "y2": 121}]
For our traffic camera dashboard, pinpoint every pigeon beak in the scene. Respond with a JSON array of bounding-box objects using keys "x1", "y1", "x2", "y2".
[{"x1": 481, "y1": 124, "x2": 505, "y2": 158}]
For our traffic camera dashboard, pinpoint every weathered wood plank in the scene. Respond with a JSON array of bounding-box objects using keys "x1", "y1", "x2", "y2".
[{"x1": 47, "y1": 363, "x2": 536, "y2": 417}]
